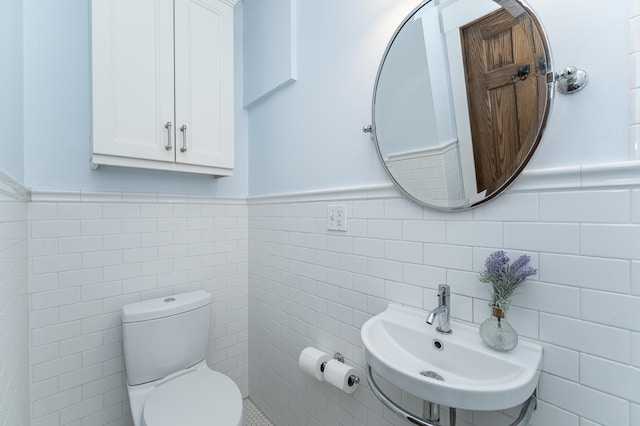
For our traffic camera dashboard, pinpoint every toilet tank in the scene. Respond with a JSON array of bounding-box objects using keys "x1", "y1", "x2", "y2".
[{"x1": 122, "y1": 291, "x2": 212, "y2": 386}]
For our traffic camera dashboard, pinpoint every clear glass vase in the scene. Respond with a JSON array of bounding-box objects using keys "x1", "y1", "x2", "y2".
[{"x1": 479, "y1": 306, "x2": 518, "y2": 352}]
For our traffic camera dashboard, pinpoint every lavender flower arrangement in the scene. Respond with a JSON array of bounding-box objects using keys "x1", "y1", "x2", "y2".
[{"x1": 478, "y1": 250, "x2": 537, "y2": 312}]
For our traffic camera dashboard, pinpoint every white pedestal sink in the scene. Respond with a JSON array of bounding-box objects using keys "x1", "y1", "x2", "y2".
[{"x1": 361, "y1": 304, "x2": 542, "y2": 415}]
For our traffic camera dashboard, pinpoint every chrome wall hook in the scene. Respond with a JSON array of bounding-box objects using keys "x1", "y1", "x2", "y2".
[{"x1": 555, "y1": 66, "x2": 588, "y2": 94}]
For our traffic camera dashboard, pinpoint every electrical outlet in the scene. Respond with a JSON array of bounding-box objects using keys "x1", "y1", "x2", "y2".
[{"x1": 327, "y1": 204, "x2": 347, "y2": 232}]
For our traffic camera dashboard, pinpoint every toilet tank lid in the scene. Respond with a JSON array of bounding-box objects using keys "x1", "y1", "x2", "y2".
[{"x1": 122, "y1": 291, "x2": 211, "y2": 323}]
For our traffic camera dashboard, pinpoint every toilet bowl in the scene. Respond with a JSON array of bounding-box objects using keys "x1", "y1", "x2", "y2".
[{"x1": 122, "y1": 291, "x2": 243, "y2": 426}]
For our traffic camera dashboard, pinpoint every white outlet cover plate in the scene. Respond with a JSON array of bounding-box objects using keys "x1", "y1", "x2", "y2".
[{"x1": 327, "y1": 205, "x2": 347, "y2": 231}]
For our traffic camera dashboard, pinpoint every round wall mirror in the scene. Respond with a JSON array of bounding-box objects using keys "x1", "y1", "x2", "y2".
[{"x1": 371, "y1": 0, "x2": 553, "y2": 210}]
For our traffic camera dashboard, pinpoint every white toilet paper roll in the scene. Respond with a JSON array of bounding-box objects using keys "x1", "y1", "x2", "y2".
[
  {"x1": 323, "y1": 359, "x2": 359, "y2": 394},
  {"x1": 298, "y1": 347, "x2": 330, "y2": 381}
]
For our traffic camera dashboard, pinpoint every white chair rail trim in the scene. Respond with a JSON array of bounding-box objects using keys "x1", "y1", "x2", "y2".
[{"x1": 249, "y1": 160, "x2": 640, "y2": 205}]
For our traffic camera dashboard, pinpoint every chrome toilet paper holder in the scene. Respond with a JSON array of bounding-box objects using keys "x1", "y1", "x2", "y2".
[{"x1": 321, "y1": 352, "x2": 360, "y2": 387}]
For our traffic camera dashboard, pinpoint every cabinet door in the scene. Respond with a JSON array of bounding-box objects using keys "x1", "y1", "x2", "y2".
[
  {"x1": 174, "y1": 0, "x2": 234, "y2": 171},
  {"x1": 92, "y1": 0, "x2": 175, "y2": 162}
]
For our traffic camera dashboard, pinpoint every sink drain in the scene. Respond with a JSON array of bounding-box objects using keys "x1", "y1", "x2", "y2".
[
  {"x1": 420, "y1": 370, "x2": 444, "y2": 381},
  {"x1": 432, "y1": 339, "x2": 444, "y2": 351}
]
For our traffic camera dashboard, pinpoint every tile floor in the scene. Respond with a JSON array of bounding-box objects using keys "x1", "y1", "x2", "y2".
[{"x1": 244, "y1": 398, "x2": 273, "y2": 426}]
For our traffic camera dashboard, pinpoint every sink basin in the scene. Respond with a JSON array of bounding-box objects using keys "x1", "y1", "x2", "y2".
[{"x1": 361, "y1": 304, "x2": 542, "y2": 411}]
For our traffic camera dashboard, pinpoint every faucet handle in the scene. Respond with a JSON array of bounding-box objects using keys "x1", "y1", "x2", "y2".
[
  {"x1": 437, "y1": 284, "x2": 450, "y2": 295},
  {"x1": 437, "y1": 284, "x2": 450, "y2": 308}
]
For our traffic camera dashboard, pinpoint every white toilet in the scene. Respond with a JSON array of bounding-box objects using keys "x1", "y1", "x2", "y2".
[{"x1": 121, "y1": 290, "x2": 244, "y2": 426}]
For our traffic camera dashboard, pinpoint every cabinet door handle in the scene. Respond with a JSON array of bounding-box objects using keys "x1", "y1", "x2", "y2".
[
  {"x1": 164, "y1": 122, "x2": 173, "y2": 151},
  {"x1": 180, "y1": 125, "x2": 188, "y2": 152}
]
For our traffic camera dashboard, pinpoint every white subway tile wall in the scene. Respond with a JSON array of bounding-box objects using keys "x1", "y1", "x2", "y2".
[
  {"x1": 632, "y1": 0, "x2": 640, "y2": 158},
  {"x1": 28, "y1": 194, "x2": 248, "y2": 426},
  {"x1": 0, "y1": 196, "x2": 29, "y2": 426},
  {"x1": 248, "y1": 188, "x2": 640, "y2": 426}
]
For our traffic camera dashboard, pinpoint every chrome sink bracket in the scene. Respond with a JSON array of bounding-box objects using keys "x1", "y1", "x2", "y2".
[
  {"x1": 366, "y1": 364, "x2": 538, "y2": 426},
  {"x1": 511, "y1": 389, "x2": 537, "y2": 426},
  {"x1": 366, "y1": 364, "x2": 444, "y2": 426}
]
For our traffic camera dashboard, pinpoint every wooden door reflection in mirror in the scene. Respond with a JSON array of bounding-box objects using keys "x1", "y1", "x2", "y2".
[{"x1": 461, "y1": 7, "x2": 547, "y2": 195}]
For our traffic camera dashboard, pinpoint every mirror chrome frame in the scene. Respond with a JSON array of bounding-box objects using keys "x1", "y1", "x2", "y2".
[{"x1": 368, "y1": 0, "x2": 555, "y2": 211}]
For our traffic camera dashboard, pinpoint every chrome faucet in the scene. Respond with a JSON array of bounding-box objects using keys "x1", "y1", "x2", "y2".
[{"x1": 426, "y1": 284, "x2": 452, "y2": 334}]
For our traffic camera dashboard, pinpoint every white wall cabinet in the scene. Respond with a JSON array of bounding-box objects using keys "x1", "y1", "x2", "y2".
[{"x1": 91, "y1": 0, "x2": 236, "y2": 177}]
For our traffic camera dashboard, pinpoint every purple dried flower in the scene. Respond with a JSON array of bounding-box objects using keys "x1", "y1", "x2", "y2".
[
  {"x1": 478, "y1": 250, "x2": 537, "y2": 310},
  {"x1": 515, "y1": 266, "x2": 537, "y2": 281},
  {"x1": 484, "y1": 250, "x2": 509, "y2": 278},
  {"x1": 509, "y1": 254, "x2": 530, "y2": 274}
]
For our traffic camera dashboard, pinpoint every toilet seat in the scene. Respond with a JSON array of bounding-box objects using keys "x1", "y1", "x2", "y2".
[{"x1": 142, "y1": 368, "x2": 243, "y2": 426}]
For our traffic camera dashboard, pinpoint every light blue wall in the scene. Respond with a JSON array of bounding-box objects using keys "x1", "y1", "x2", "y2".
[
  {"x1": 22, "y1": 0, "x2": 248, "y2": 197},
  {"x1": 16, "y1": 0, "x2": 630, "y2": 197},
  {"x1": 246, "y1": 0, "x2": 629, "y2": 197},
  {"x1": 0, "y1": 0, "x2": 24, "y2": 183},
  {"x1": 243, "y1": 0, "x2": 297, "y2": 107}
]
